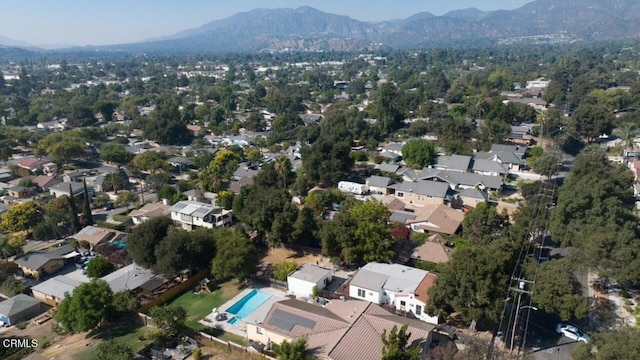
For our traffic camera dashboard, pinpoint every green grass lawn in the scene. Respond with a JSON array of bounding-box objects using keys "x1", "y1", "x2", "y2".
[
  {"x1": 170, "y1": 282, "x2": 242, "y2": 330},
  {"x1": 74, "y1": 322, "x2": 153, "y2": 360}
]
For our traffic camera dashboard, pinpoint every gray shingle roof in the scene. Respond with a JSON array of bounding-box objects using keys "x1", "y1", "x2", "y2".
[
  {"x1": 417, "y1": 170, "x2": 503, "y2": 190},
  {"x1": 31, "y1": 276, "x2": 81, "y2": 300},
  {"x1": 391, "y1": 180, "x2": 450, "y2": 198},
  {"x1": 366, "y1": 175, "x2": 393, "y2": 188},
  {"x1": 434, "y1": 155, "x2": 472, "y2": 172},
  {"x1": 471, "y1": 159, "x2": 509, "y2": 174},
  {"x1": 0, "y1": 294, "x2": 41, "y2": 317},
  {"x1": 288, "y1": 264, "x2": 331, "y2": 284},
  {"x1": 458, "y1": 188, "x2": 489, "y2": 200},
  {"x1": 13, "y1": 245, "x2": 74, "y2": 271}
]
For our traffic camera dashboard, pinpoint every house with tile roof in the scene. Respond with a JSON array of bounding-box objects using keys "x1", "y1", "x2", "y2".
[
  {"x1": 412, "y1": 234, "x2": 455, "y2": 264},
  {"x1": 348, "y1": 262, "x2": 439, "y2": 324},
  {"x1": 129, "y1": 201, "x2": 171, "y2": 225},
  {"x1": 246, "y1": 298, "x2": 434, "y2": 360}
]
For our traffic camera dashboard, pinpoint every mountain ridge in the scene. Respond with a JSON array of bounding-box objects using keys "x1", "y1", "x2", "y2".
[{"x1": 3, "y1": 0, "x2": 640, "y2": 54}]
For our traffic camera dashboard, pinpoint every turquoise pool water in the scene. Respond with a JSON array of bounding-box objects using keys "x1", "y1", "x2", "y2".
[
  {"x1": 227, "y1": 317, "x2": 240, "y2": 325},
  {"x1": 226, "y1": 289, "x2": 271, "y2": 319}
]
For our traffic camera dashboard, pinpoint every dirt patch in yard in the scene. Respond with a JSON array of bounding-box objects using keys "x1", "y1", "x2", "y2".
[
  {"x1": 39, "y1": 332, "x2": 100, "y2": 360},
  {"x1": 260, "y1": 247, "x2": 323, "y2": 267}
]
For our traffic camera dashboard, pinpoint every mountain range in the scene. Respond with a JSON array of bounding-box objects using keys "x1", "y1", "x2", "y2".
[{"x1": 3, "y1": 0, "x2": 640, "y2": 54}]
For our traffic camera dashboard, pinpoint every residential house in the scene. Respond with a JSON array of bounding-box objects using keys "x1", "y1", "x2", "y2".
[
  {"x1": 471, "y1": 159, "x2": 509, "y2": 177},
  {"x1": 49, "y1": 181, "x2": 93, "y2": 199},
  {"x1": 246, "y1": 298, "x2": 434, "y2": 360},
  {"x1": 381, "y1": 143, "x2": 404, "y2": 156},
  {"x1": 0, "y1": 294, "x2": 47, "y2": 326},
  {"x1": 233, "y1": 167, "x2": 259, "y2": 181},
  {"x1": 227, "y1": 176, "x2": 254, "y2": 194},
  {"x1": 186, "y1": 124, "x2": 205, "y2": 137},
  {"x1": 508, "y1": 125, "x2": 535, "y2": 145},
  {"x1": 167, "y1": 156, "x2": 194, "y2": 172},
  {"x1": 129, "y1": 202, "x2": 171, "y2": 225},
  {"x1": 42, "y1": 162, "x2": 58, "y2": 175},
  {"x1": 628, "y1": 160, "x2": 640, "y2": 181},
  {"x1": 388, "y1": 180, "x2": 450, "y2": 206},
  {"x1": 348, "y1": 262, "x2": 439, "y2": 324},
  {"x1": 457, "y1": 188, "x2": 489, "y2": 208},
  {"x1": 434, "y1": 155, "x2": 471, "y2": 173},
  {"x1": 412, "y1": 234, "x2": 455, "y2": 264},
  {"x1": 287, "y1": 263, "x2": 332, "y2": 299},
  {"x1": 101, "y1": 263, "x2": 168, "y2": 295},
  {"x1": 377, "y1": 151, "x2": 401, "y2": 163},
  {"x1": 413, "y1": 168, "x2": 503, "y2": 192},
  {"x1": 365, "y1": 175, "x2": 394, "y2": 195},
  {"x1": 13, "y1": 245, "x2": 77, "y2": 279},
  {"x1": 31, "y1": 175, "x2": 61, "y2": 192},
  {"x1": 170, "y1": 200, "x2": 233, "y2": 230},
  {"x1": 16, "y1": 158, "x2": 44, "y2": 174},
  {"x1": 474, "y1": 144, "x2": 527, "y2": 172},
  {"x1": 389, "y1": 203, "x2": 464, "y2": 236},
  {"x1": 71, "y1": 226, "x2": 126, "y2": 248},
  {"x1": 378, "y1": 163, "x2": 400, "y2": 174},
  {"x1": 31, "y1": 276, "x2": 81, "y2": 306},
  {"x1": 7, "y1": 185, "x2": 35, "y2": 199},
  {"x1": 36, "y1": 120, "x2": 66, "y2": 131}
]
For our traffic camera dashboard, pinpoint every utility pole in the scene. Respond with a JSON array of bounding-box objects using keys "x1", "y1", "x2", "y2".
[{"x1": 509, "y1": 279, "x2": 534, "y2": 354}]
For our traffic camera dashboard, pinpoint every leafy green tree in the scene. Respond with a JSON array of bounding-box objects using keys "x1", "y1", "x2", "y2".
[
  {"x1": 200, "y1": 150, "x2": 241, "y2": 192},
  {"x1": 462, "y1": 203, "x2": 509, "y2": 244},
  {"x1": 401, "y1": 139, "x2": 436, "y2": 168},
  {"x1": 301, "y1": 136, "x2": 354, "y2": 187},
  {"x1": 381, "y1": 324, "x2": 420, "y2": 360},
  {"x1": 115, "y1": 191, "x2": 138, "y2": 209},
  {"x1": 0, "y1": 201, "x2": 43, "y2": 233},
  {"x1": 100, "y1": 143, "x2": 133, "y2": 167},
  {"x1": 55, "y1": 279, "x2": 114, "y2": 332},
  {"x1": 272, "y1": 261, "x2": 299, "y2": 282},
  {"x1": 273, "y1": 338, "x2": 308, "y2": 360},
  {"x1": 0, "y1": 139, "x2": 13, "y2": 165},
  {"x1": 112, "y1": 290, "x2": 140, "y2": 314},
  {"x1": 215, "y1": 190, "x2": 234, "y2": 210},
  {"x1": 67, "y1": 190, "x2": 82, "y2": 233},
  {"x1": 149, "y1": 304, "x2": 186, "y2": 340},
  {"x1": 93, "y1": 340, "x2": 133, "y2": 360},
  {"x1": 291, "y1": 207, "x2": 318, "y2": 246},
  {"x1": 211, "y1": 228, "x2": 257, "y2": 281},
  {"x1": 127, "y1": 217, "x2": 173, "y2": 268},
  {"x1": 530, "y1": 148, "x2": 563, "y2": 180},
  {"x1": 427, "y1": 239, "x2": 515, "y2": 324},
  {"x1": 569, "y1": 103, "x2": 614, "y2": 143},
  {"x1": 350, "y1": 199, "x2": 395, "y2": 264},
  {"x1": 86, "y1": 257, "x2": 115, "y2": 278},
  {"x1": 369, "y1": 82, "x2": 405, "y2": 134},
  {"x1": 572, "y1": 327, "x2": 640, "y2": 360},
  {"x1": 527, "y1": 259, "x2": 588, "y2": 321},
  {"x1": 131, "y1": 151, "x2": 167, "y2": 174},
  {"x1": 153, "y1": 228, "x2": 191, "y2": 277}
]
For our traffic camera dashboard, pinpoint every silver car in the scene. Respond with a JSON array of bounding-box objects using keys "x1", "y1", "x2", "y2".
[{"x1": 556, "y1": 323, "x2": 590, "y2": 343}]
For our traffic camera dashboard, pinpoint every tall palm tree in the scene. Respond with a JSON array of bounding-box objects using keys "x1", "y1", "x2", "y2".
[
  {"x1": 274, "y1": 156, "x2": 291, "y2": 189},
  {"x1": 104, "y1": 172, "x2": 124, "y2": 194},
  {"x1": 614, "y1": 122, "x2": 638, "y2": 150}
]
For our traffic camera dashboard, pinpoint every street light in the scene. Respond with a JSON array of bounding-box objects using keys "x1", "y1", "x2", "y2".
[{"x1": 510, "y1": 302, "x2": 539, "y2": 353}]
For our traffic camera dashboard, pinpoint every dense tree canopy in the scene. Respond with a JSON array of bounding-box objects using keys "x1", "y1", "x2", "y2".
[
  {"x1": 0, "y1": 201, "x2": 43, "y2": 233},
  {"x1": 401, "y1": 139, "x2": 436, "y2": 168},
  {"x1": 211, "y1": 228, "x2": 257, "y2": 281},
  {"x1": 55, "y1": 279, "x2": 114, "y2": 332}
]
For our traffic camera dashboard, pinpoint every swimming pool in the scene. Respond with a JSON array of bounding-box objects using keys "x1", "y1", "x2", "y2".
[{"x1": 226, "y1": 289, "x2": 271, "y2": 319}]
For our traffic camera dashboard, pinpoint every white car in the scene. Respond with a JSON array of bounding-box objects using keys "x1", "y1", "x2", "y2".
[{"x1": 556, "y1": 323, "x2": 590, "y2": 343}]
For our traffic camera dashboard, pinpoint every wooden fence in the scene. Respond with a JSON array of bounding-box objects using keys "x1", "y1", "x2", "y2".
[
  {"x1": 138, "y1": 268, "x2": 210, "y2": 314},
  {"x1": 189, "y1": 330, "x2": 276, "y2": 360}
]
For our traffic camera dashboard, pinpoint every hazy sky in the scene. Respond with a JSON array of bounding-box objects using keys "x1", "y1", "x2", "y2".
[{"x1": 0, "y1": 0, "x2": 532, "y2": 46}]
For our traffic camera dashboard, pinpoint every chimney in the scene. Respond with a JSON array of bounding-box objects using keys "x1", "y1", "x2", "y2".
[{"x1": 162, "y1": 198, "x2": 168, "y2": 205}]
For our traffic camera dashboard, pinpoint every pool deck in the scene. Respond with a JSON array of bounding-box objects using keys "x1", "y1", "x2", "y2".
[{"x1": 200, "y1": 286, "x2": 286, "y2": 337}]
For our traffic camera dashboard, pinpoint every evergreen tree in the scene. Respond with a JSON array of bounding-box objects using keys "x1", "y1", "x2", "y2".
[
  {"x1": 83, "y1": 179, "x2": 94, "y2": 226},
  {"x1": 67, "y1": 185, "x2": 82, "y2": 233}
]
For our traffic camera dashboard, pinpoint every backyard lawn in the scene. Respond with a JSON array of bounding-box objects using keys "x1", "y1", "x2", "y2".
[{"x1": 170, "y1": 280, "x2": 243, "y2": 330}]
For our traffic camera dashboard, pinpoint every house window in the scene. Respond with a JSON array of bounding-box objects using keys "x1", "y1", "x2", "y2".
[
  {"x1": 357, "y1": 288, "x2": 366, "y2": 298},
  {"x1": 400, "y1": 300, "x2": 406, "y2": 307},
  {"x1": 256, "y1": 327, "x2": 263, "y2": 335},
  {"x1": 397, "y1": 192, "x2": 404, "y2": 198},
  {"x1": 416, "y1": 305, "x2": 422, "y2": 316}
]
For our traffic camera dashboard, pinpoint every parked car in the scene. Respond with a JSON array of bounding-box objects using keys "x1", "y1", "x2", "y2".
[{"x1": 556, "y1": 323, "x2": 590, "y2": 343}]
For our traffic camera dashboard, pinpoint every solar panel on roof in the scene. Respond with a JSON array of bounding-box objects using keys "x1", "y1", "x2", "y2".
[{"x1": 268, "y1": 309, "x2": 316, "y2": 332}]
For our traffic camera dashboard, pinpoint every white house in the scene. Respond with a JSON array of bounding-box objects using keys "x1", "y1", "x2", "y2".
[
  {"x1": 287, "y1": 263, "x2": 332, "y2": 299},
  {"x1": 170, "y1": 200, "x2": 232, "y2": 230},
  {"x1": 349, "y1": 262, "x2": 439, "y2": 324}
]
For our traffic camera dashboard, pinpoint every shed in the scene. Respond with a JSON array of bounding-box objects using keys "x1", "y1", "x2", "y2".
[
  {"x1": 0, "y1": 294, "x2": 47, "y2": 326},
  {"x1": 287, "y1": 263, "x2": 332, "y2": 299}
]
